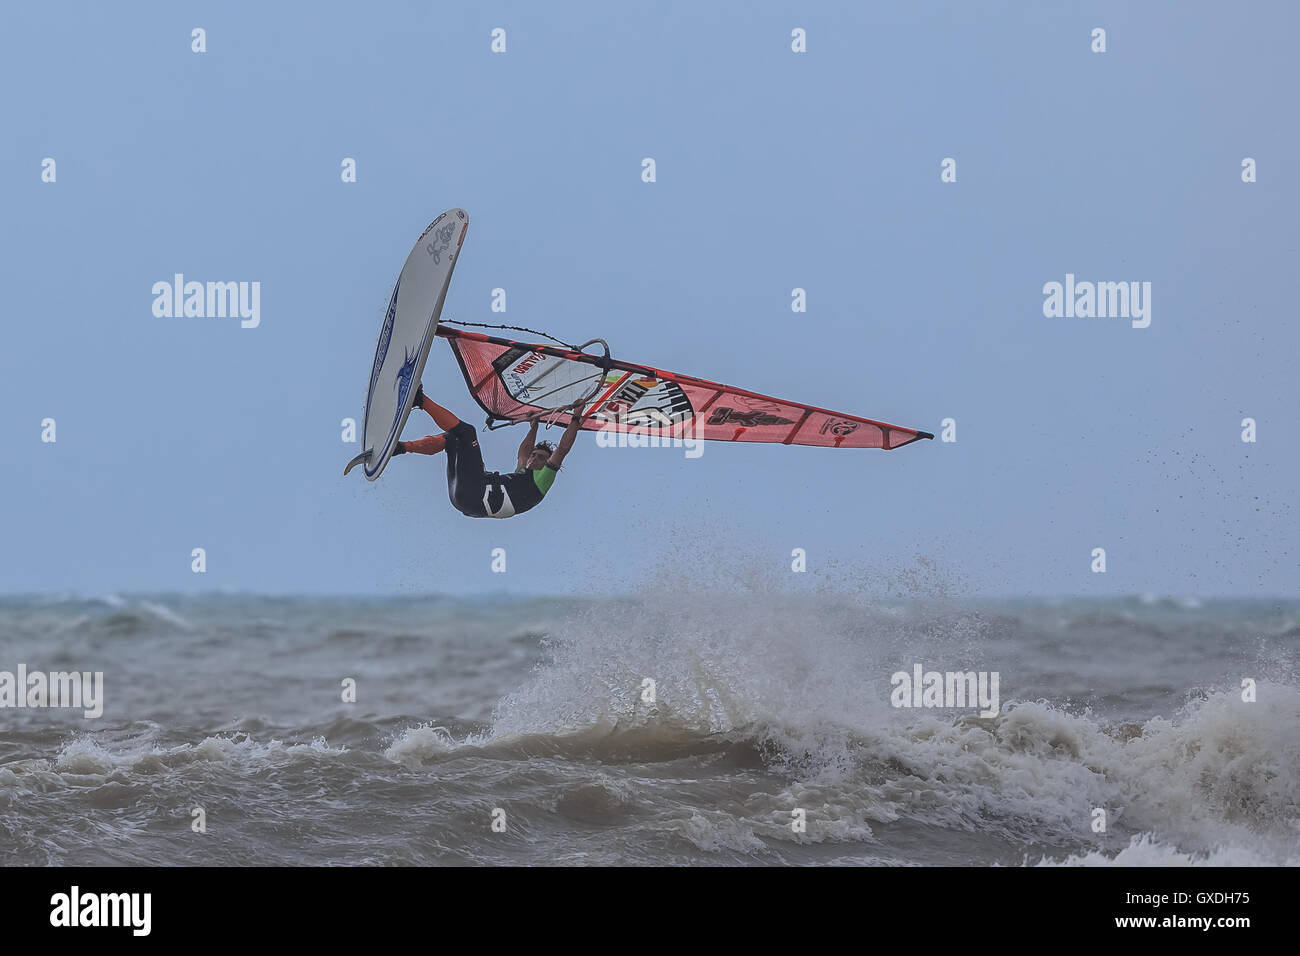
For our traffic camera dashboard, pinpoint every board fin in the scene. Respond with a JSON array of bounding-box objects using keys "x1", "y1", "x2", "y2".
[{"x1": 343, "y1": 451, "x2": 371, "y2": 476}]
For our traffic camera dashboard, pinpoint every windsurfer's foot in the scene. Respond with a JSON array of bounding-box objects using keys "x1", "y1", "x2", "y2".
[
  {"x1": 411, "y1": 383, "x2": 426, "y2": 411},
  {"x1": 393, "y1": 441, "x2": 407, "y2": 456}
]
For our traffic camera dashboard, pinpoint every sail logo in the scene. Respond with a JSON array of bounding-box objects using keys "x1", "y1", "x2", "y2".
[
  {"x1": 512, "y1": 353, "x2": 543, "y2": 375},
  {"x1": 821, "y1": 418, "x2": 859, "y2": 436},
  {"x1": 595, "y1": 404, "x2": 703, "y2": 459},
  {"x1": 707, "y1": 407, "x2": 794, "y2": 427},
  {"x1": 151, "y1": 274, "x2": 261, "y2": 328},
  {"x1": 1042, "y1": 273, "x2": 1151, "y2": 328},
  {"x1": 603, "y1": 378, "x2": 693, "y2": 430},
  {"x1": 506, "y1": 372, "x2": 532, "y2": 399}
]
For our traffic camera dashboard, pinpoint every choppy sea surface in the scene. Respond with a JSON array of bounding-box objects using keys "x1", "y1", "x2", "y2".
[{"x1": 1, "y1": 592, "x2": 1297, "y2": 866}]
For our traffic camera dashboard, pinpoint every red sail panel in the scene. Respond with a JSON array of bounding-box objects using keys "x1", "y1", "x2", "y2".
[{"x1": 437, "y1": 326, "x2": 932, "y2": 450}]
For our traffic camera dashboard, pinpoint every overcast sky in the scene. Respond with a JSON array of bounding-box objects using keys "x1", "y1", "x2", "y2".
[{"x1": 2, "y1": 1, "x2": 1296, "y2": 599}]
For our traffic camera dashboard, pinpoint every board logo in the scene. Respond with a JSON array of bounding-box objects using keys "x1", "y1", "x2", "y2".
[
  {"x1": 425, "y1": 222, "x2": 457, "y2": 264},
  {"x1": 394, "y1": 344, "x2": 419, "y2": 409},
  {"x1": 369, "y1": 281, "x2": 400, "y2": 397}
]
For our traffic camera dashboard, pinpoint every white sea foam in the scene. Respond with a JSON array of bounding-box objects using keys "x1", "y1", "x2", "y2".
[
  {"x1": 384, "y1": 724, "x2": 460, "y2": 767},
  {"x1": 138, "y1": 600, "x2": 194, "y2": 630},
  {"x1": 3, "y1": 593, "x2": 1295, "y2": 865},
  {"x1": 24, "y1": 733, "x2": 349, "y2": 781},
  {"x1": 481, "y1": 594, "x2": 1300, "y2": 862},
  {"x1": 1038, "y1": 832, "x2": 1295, "y2": 866}
]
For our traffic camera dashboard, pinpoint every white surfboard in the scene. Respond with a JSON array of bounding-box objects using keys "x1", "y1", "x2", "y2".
[{"x1": 349, "y1": 208, "x2": 468, "y2": 480}]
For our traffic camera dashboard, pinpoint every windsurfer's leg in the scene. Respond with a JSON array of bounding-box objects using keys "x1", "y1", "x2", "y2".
[
  {"x1": 414, "y1": 387, "x2": 461, "y2": 431},
  {"x1": 398, "y1": 435, "x2": 447, "y2": 456},
  {"x1": 444, "y1": 422, "x2": 489, "y2": 517}
]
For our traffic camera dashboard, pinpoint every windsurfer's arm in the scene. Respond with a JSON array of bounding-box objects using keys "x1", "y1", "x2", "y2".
[
  {"x1": 517, "y1": 420, "x2": 539, "y2": 470},
  {"x1": 546, "y1": 402, "x2": 585, "y2": 469}
]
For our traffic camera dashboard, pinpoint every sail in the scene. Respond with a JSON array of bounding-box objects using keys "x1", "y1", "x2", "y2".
[{"x1": 437, "y1": 325, "x2": 932, "y2": 450}]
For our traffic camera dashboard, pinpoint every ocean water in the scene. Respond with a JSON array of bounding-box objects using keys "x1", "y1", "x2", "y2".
[{"x1": 0, "y1": 591, "x2": 1297, "y2": 866}]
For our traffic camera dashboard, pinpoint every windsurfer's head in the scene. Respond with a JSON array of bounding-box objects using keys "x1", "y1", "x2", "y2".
[{"x1": 527, "y1": 441, "x2": 555, "y2": 470}]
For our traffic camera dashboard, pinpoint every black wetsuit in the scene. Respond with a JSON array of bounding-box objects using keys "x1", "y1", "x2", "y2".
[{"x1": 444, "y1": 422, "x2": 555, "y2": 518}]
